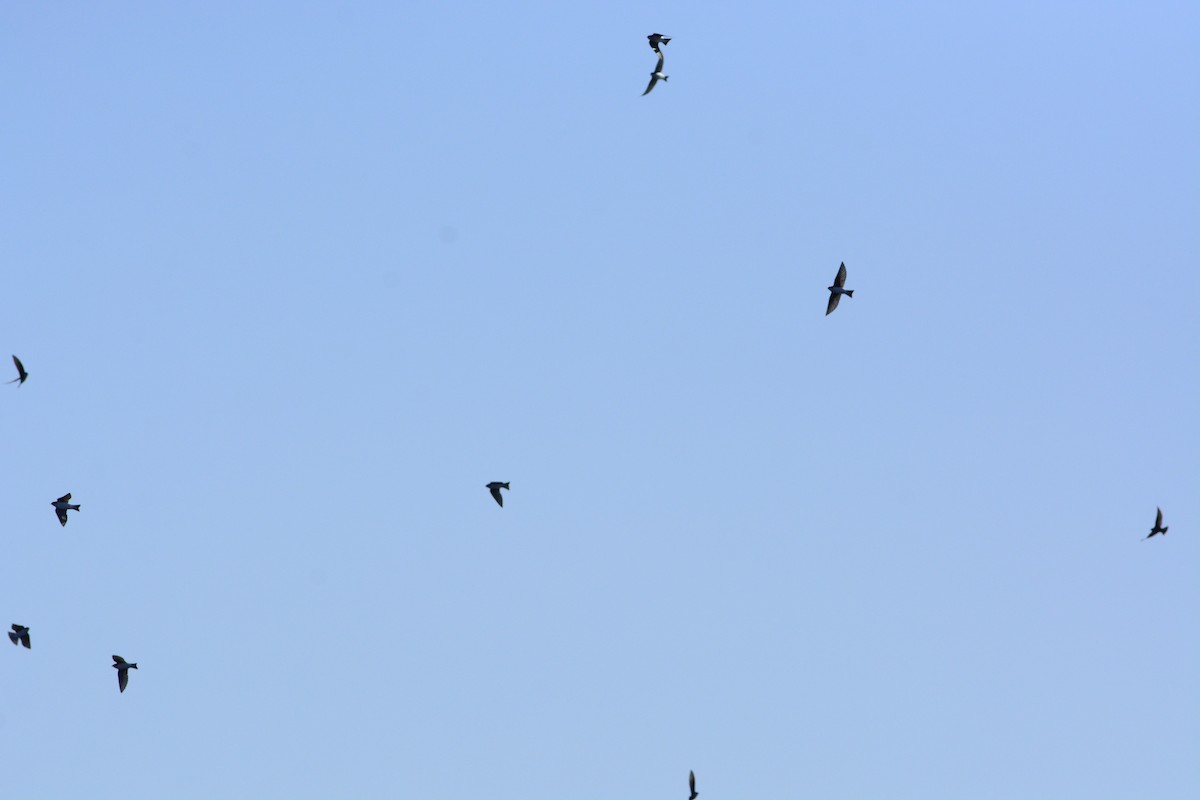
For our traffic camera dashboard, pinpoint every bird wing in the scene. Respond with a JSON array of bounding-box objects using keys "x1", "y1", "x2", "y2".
[
  {"x1": 690, "y1": 771, "x2": 696, "y2": 793},
  {"x1": 826, "y1": 292, "x2": 841, "y2": 315},
  {"x1": 19, "y1": 631, "x2": 30, "y2": 648},
  {"x1": 7, "y1": 631, "x2": 16, "y2": 645},
  {"x1": 119, "y1": 669, "x2": 128, "y2": 693},
  {"x1": 642, "y1": 73, "x2": 659, "y2": 95},
  {"x1": 1156, "y1": 507, "x2": 1163, "y2": 527},
  {"x1": 834, "y1": 262, "x2": 847, "y2": 288},
  {"x1": 490, "y1": 486, "x2": 504, "y2": 507},
  {"x1": 12, "y1": 355, "x2": 24, "y2": 376},
  {"x1": 113, "y1": 655, "x2": 126, "y2": 665},
  {"x1": 56, "y1": 507, "x2": 69, "y2": 526},
  {"x1": 57, "y1": 493, "x2": 72, "y2": 503}
]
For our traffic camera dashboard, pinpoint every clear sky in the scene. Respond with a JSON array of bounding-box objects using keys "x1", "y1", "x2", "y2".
[{"x1": 2, "y1": 2, "x2": 1197, "y2": 798}]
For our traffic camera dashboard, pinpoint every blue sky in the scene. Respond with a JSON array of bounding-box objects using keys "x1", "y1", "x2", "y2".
[{"x1": 2, "y1": 2, "x2": 1197, "y2": 797}]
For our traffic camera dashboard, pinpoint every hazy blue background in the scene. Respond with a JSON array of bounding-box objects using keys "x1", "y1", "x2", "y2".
[{"x1": 3, "y1": 2, "x2": 1197, "y2": 797}]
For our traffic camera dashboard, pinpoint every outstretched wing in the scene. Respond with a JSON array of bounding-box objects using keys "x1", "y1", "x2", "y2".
[
  {"x1": 1156, "y1": 507, "x2": 1163, "y2": 527},
  {"x1": 19, "y1": 630, "x2": 30, "y2": 648},
  {"x1": 119, "y1": 669, "x2": 128, "y2": 693},
  {"x1": 826, "y1": 292, "x2": 841, "y2": 315},
  {"x1": 834, "y1": 262, "x2": 847, "y2": 288},
  {"x1": 12, "y1": 355, "x2": 25, "y2": 379},
  {"x1": 690, "y1": 770, "x2": 696, "y2": 794},
  {"x1": 57, "y1": 493, "x2": 72, "y2": 503},
  {"x1": 490, "y1": 486, "x2": 504, "y2": 507},
  {"x1": 56, "y1": 507, "x2": 69, "y2": 526},
  {"x1": 642, "y1": 73, "x2": 659, "y2": 96}
]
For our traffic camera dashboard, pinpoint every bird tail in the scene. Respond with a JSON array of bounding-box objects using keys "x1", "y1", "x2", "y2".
[
  {"x1": 130, "y1": 663, "x2": 138, "y2": 669},
  {"x1": 844, "y1": 290, "x2": 853, "y2": 298},
  {"x1": 1163, "y1": 527, "x2": 1168, "y2": 534},
  {"x1": 662, "y1": 37, "x2": 671, "y2": 45},
  {"x1": 502, "y1": 482, "x2": 510, "y2": 490},
  {"x1": 662, "y1": 75, "x2": 669, "y2": 82}
]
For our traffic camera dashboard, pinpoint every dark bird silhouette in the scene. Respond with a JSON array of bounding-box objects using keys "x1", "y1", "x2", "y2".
[
  {"x1": 8, "y1": 624, "x2": 30, "y2": 649},
  {"x1": 113, "y1": 655, "x2": 138, "y2": 693},
  {"x1": 826, "y1": 262, "x2": 854, "y2": 315},
  {"x1": 647, "y1": 33, "x2": 671, "y2": 54},
  {"x1": 689, "y1": 770, "x2": 698, "y2": 800},
  {"x1": 8, "y1": 355, "x2": 27, "y2": 385},
  {"x1": 52, "y1": 493, "x2": 80, "y2": 527},
  {"x1": 1145, "y1": 507, "x2": 1168, "y2": 539},
  {"x1": 643, "y1": 52, "x2": 668, "y2": 96},
  {"x1": 487, "y1": 481, "x2": 509, "y2": 507}
]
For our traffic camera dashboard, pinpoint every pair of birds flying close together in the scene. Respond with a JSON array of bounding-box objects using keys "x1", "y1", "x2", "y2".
[
  {"x1": 8, "y1": 628, "x2": 138, "y2": 693},
  {"x1": 643, "y1": 33, "x2": 671, "y2": 96}
]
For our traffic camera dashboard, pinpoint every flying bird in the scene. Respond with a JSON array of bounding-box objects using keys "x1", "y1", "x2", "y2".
[
  {"x1": 8, "y1": 355, "x2": 27, "y2": 385},
  {"x1": 689, "y1": 770, "x2": 698, "y2": 800},
  {"x1": 643, "y1": 52, "x2": 668, "y2": 96},
  {"x1": 1145, "y1": 507, "x2": 1168, "y2": 539},
  {"x1": 487, "y1": 482, "x2": 509, "y2": 507},
  {"x1": 113, "y1": 655, "x2": 138, "y2": 693},
  {"x1": 52, "y1": 493, "x2": 80, "y2": 527},
  {"x1": 826, "y1": 262, "x2": 854, "y2": 315},
  {"x1": 647, "y1": 33, "x2": 671, "y2": 54},
  {"x1": 8, "y1": 625, "x2": 30, "y2": 649}
]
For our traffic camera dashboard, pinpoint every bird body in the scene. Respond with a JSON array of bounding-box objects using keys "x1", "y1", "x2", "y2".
[
  {"x1": 51, "y1": 493, "x2": 81, "y2": 526},
  {"x1": 487, "y1": 481, "x2": 510, "y2": 507},
  {"x1": 8, "y1": 355, "x2": 27, "y2": 385},
  {"x1": 8, "y1": 624, "x2": 31, "y2": 649},
  {"x1": 647, "y1": 33, "x2": 671, "y2": 54},
  {"x1": 113, "y1": 655, "x2": 138, "y2": 693},
  {"x1": 643, "y1": 53, "x2": 668, "y2": 95},
  {"x1": 826, "y1": 262, "x2": 854, "y2": 315},
  {"x1": 1145, "y1": 507, "x2": 1168, "y2": 539}
]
